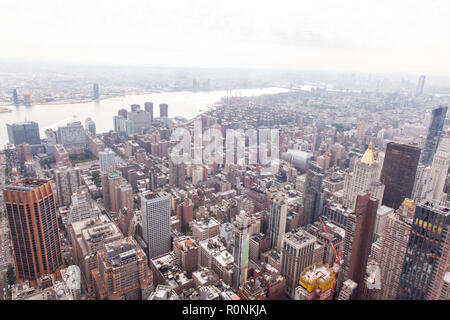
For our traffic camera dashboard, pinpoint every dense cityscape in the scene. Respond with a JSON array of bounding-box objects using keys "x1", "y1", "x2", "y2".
[
  {"x1": 1, "y1": 1, "x2": 450, "y2": 312},
  {"x1": 0, "y1": 72, "x2": 449, "y2": 302}
]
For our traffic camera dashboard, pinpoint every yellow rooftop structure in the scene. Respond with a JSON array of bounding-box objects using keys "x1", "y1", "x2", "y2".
[{"x1": 360, "y1": 142, "x2": 375, "y2": 165}]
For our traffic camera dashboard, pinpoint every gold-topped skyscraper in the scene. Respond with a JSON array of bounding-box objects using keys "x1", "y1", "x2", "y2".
[{"x1": 343, "y1": 142, "x2": 384, "y2": 209}]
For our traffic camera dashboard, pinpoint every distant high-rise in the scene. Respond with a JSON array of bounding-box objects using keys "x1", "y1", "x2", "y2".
[
  {"x1": 381, "y1": 143, "x2": 421, "y2": 210},
  {"x1": 3, "y1": 179, "x2": 64, "y2": 285},
  {"x1": 13, "y1": 89, "x2": 19, "y2": 105},
  {"x1": 397, "y1": 200, "x2": 450, "y2": 300},
  {"x1": 99, "y1": 148, "x2": 116, "y2": 173},
  {"x1": 267, "y1": 192, "x2": 288, "y2": 249},
  {"x1": 7, "y1": 121, "x2": 41, "y2": 146},
  {"x1": 338, "y1": 193, "x2": 378, "y2": 299},
  {"x1": 343, "y1": 142, "x2": 385, "y2": 209},
  {"x1": 56, "y1": 121, "x2": 87, "y2": 151},
  {"x1": 145, "y1": 102, "x2": 154, "y2": 123},
  {"x1": 84, "y1": 118, "x2": 96, "y2": 136},
  {"x1": 232, "y1": 210, "x2": 251, "y2": 289},
  {"x1": 93, "y1": 83, "x2": 99, "y2": 100},
  {"x1": 130, "y1": 104, "x2": 140, "y2": 112},
  {"x1": 422, "y1": 106, "x2": 448, "y2": 165},
  {"x1": 159, "y1": 103, "x2": 168, "y2": 118},
  {"x1": 431, "y1": 128, "x2": 450, "y2": 201},
  {"x1": 415, "y1": 75, "x2": 426, "y2": 96},
  {"x1": 23, "y1": 93, "x2": 32, "y2": 106},
  {"x1": 128, "y1": 109, "x2": 152, "y2": 133},
  {"x1": 113, "y1": 115, "x2": 134, "y2": 137},
  {"x1": 302, "y1": 162, "x2": 323, "y2": 226},
  {"x1": 140, "y1": 191, "x2": 171, "y2": 259}
]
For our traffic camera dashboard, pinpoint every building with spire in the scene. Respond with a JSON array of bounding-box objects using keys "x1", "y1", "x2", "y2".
[{"x1": 343, "y1": 142, "x2": 385, "y2": 209}]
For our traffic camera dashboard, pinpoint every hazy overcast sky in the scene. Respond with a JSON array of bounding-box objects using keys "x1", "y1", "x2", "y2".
[{"x1": 1, "y1": 0, "x2": 449, "y2": 75}]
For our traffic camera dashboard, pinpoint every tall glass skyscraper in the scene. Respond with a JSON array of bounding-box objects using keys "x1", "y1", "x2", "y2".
[
  {"x1": 302, "y1": 162, "x2": 323, "y2": 226},
  {"x1": 422, "y1": 106, "x2": 448, "y2": 165},
  {"x1": 397, "y1": 200, "x2": 450, "y2": 300}
]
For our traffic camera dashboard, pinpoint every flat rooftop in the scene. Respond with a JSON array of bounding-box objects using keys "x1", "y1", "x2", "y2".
[{"x1": 5, "y1": 178, "x2": 49, "y2": 191}]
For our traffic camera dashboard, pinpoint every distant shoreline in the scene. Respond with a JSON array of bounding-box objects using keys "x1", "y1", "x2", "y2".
[{"x1": 0, "y1": 86, "x2": 279, "y2": 107}]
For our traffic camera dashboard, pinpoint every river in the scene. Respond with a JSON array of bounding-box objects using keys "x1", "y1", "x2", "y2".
[{"x1": 0, "y1": 87, "x2": 289, "y2": 147}]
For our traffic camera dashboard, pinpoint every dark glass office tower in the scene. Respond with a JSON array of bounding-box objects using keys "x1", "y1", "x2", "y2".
[
  {"x1": 397, "y1": 200, "x2": 450, "y2": 300},
  {"x1": 3, "y1": 179, "x2": 64, "y2": 285},
  {"x1": 301, "y1": 162, "x2": 323, "y2": 226},
  {"x1": 381, "y1": 142, "x2": 421, "y2": 210},
  {"x1": 6, "y1": 121, "x2": 41, "y2": 146},
  {"x1": 422, "y1": 106, "x2": 448, "y2": 165}
]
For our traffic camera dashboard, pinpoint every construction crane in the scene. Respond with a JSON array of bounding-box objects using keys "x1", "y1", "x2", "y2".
[{"x1": 318, "y1": 217, "x2": 343, "y2": 270}]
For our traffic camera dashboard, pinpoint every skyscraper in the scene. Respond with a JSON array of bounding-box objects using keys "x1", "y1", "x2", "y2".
[
  {"x1": 302, "y1": 162, "x2": 323, "y2": 226},
  {"x1": 431, "y1": 128, "x2": 450, "y2": 201},
  {"x1": 57, "y1": 121, "x2": 87, "y2": 151},
  {"x1": 141, "y1": 191, "x2": 171, "y2": 259},
  {"x1": 6, "y1": 121, "x2": 41, "y2": 146},
  {"x1": 128, "y1": 109, "x2": 152, "y2": 132},
  {"x1": 280, "y1": 228, "x2": 318, "y2": 298},
  {"x1": 381, "y1": 142, "x2": 421, "y2": 210},
  {"x1": 338, "y1": 193, "x2": 378, "y2": 299},
  {"x1": 343, "y1": 142, "x2": 385, "y2": 209},
  {"x1": 415, "y1": 75, "x2": 426, "y2": 96},
  {"x1": 145, "y1": 102, "x2": 154, "y2": 124},
  {"x1": 232, "y1": 210, "x2": 251, "y2": 289},
  {"x1": 101, "y1": 170, "x2": 133, "y2": 214},
  {"x1": 3, "y1": 179, "x2": 64, "y2": 285},
  {"x1": 54, "y1": 166, "x2": 81, "y2": 207},
  {"x1": 374, "y1": 199, "x2": 414, "y2": 300},
  {"x1": 422, "y1": 106, "x2": 448, "y2": 165},
  {"x1": 99, "y1": 148, "x2": 116, "y2": 173},
  {"x1": 159, "y1": 103, "x2": 168, "y2": 118},
  {"x1": 397, "y1": 200, "x2": 450, "y2": 300},
  {"x1": 169, "y1": 158, "x2": 186, "y2": 189},
  {"x1": 93, "y1": 83, "x2": 99, "y2": 100},
  {"x1": 84, "y1": 118, "x2": 96, "y2": 136},
  {"x1": 13, "y1": 89, "x2": 19, "y2": 105},
  {"x1": 267, "y1": 192, "x2": 288, "y2": 249},
  {"x1": 113, "y1": 115, "x2": 134, "y2": 137}
]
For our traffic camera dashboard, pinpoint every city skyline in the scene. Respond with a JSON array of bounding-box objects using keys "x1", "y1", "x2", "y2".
[{"x1": 1, "y1": 1, "x2": 450, "y2": 306}]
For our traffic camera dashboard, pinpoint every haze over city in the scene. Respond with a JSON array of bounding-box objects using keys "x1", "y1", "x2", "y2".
[{"x1": 1, "y1": 0, "x2": 450, "y2": 76}]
